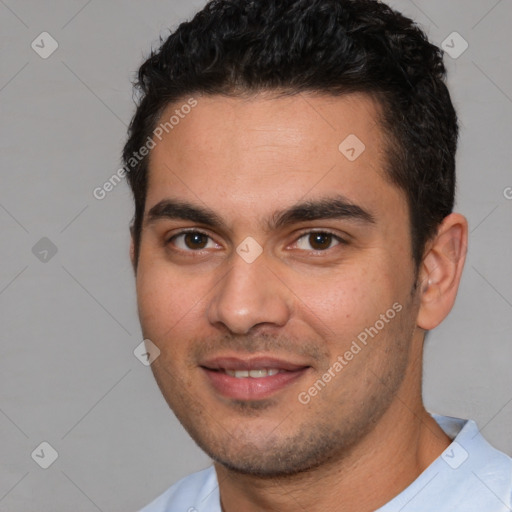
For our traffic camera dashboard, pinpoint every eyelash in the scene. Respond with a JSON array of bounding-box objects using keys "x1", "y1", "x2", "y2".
[
  {"x1": 166, "y1": 229, "x2": 348, "y2": 253},
  {"x1": 166, "y1": 229, "x2": 218, "y2": 251},
  {"x1": 293, "y1": 230, "x2": 347, "y2": 252}
]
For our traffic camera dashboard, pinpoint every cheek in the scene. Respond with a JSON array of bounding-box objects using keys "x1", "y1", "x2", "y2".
[
  {"x1": 135, "y1": 259, "x2": 204, "y2": 338},
  {"x1": 289, "y1": 264, "x2": 399, "y2": 340}
]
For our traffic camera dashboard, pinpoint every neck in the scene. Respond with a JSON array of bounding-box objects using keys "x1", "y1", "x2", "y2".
[{"x1": 215, "y1": 359, "x2": 451, "y2": 512}]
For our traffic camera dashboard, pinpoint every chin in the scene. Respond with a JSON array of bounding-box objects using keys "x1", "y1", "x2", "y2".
[
  {"x1": 195, "y1": 428, "x2": 342, "y2": 479},
  {"x1": 213, "y1": 454, "x2": 327, "y2": 479}
]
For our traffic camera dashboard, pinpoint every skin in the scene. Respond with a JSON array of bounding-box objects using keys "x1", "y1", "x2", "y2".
[{"x1": 131, "y1": 92, "x2": 468, "y2": 512}]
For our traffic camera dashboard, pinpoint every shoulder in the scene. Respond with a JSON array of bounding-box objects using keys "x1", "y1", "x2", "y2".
[
  {"x1": 377, "y1": 415, "x2": 512, "y2": 512},
  {"x1": 138, "y1": 466, "x2": 219, "y2": 512},
  {"x1": 435, "y1": 415, "x2": 512, "y2": 509}
]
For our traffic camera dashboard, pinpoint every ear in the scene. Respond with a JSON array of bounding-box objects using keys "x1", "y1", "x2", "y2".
[
  {"x1": 129, "y1": 224, "x2": 137, "y2": 273},
  {"x1": 416, "y1": 213, "x2": 468, "y2": 330}
]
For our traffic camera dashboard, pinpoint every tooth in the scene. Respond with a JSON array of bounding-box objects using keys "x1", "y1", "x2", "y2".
[
  {"x1": 224, "y1": 368, "x2": 281, "y2": 378},
  {"x1": 249, "y1": 369, "x2": 268, "y2": 378}
]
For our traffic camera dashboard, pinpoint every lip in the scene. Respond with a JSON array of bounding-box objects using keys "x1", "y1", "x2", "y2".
[
  {"x1": 200, "y1": 356, "x2": 309, "y2": 372},
  {"x1": 200, "y1": 355, "x2": 311, "y2": 401}
]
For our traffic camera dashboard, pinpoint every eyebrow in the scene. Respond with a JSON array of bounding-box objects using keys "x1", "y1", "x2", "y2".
[
  {"x1": 270, "y1": 196, "x2": 376, "y2": 229},
  {"x1": 145, "y1": 195, "x2": 376, "y2": 231},
  {"x1": 146, "y1": 200, "x2": 224, "y2": 228}
]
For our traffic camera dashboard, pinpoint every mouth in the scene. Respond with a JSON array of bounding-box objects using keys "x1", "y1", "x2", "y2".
[
  {"x1": 223, "y1": 368, "x2": 280, "y2": 378},
  {"x1": 199, "y1": 356, "x2": 311, "y2": 401}
]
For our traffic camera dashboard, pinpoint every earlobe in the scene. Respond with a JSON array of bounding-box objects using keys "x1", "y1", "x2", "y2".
[{"x1": 416, "y1": 213, "x2": 468, "y2": 330}]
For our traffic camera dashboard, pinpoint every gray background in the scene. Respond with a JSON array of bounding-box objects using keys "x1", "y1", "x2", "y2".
[{"x1": 0, "y1": 0, "x2": 511, "y2": 510}]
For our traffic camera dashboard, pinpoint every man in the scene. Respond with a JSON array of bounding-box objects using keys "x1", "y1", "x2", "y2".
[{"x1": 123, "y1": 0, "x2": 512, "y2": 510}]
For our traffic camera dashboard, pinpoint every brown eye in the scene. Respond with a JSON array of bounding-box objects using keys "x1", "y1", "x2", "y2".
[
  {"x1": 170, "y1": 232, "x2": 216, "y2": 251},
  {"x1": 295, "y1": 232, "x2": 342, "y2": 251},
  {"x1": 308, "y1": 233, "x2": 333, "y2": 250},
  {"x1": 184, "y1": 232, "x2": 209, "y2": 249}
]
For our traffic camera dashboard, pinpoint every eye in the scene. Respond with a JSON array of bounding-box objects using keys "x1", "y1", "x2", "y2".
[
  {"x1": 294, "y1": 232, "x2": 342, "y2": 251},
  {"x1": 170, "y1": 231, "x2": 218, "y2": 251}
]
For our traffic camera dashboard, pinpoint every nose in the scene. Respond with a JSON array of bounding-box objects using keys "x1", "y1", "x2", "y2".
[{"x1": 207, "y1": 253, "x2": 292, "y2": 335}]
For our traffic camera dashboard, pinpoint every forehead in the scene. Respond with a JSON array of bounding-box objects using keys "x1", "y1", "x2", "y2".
[{"x1": 145, "y1": 92, "x2": 406, "y2": 229}]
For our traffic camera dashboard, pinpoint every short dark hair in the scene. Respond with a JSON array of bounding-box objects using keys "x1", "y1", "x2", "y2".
[{"x1": 123, "y1": 0, "x2": 458, "y2": 271}]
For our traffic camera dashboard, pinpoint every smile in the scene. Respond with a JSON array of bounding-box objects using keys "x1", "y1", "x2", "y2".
[
  {"x1": 199, "y1": 356, "x2": 311, "y2": 400},
  {"x1": 224, "y1": 368, "x2": 280, "y2": 378}
]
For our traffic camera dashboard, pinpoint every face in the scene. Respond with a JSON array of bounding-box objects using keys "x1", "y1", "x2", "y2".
[{"x1": 134, "y1": 92, "x2": 423, "y2": 477}]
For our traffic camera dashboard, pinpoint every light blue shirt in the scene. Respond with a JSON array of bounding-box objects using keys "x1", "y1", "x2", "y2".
[{"x1": 140, "y1": 415, "x2": 512, "y2": 511}]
